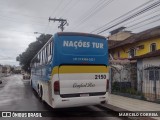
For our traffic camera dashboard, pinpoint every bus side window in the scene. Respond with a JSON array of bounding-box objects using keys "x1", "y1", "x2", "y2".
[
  {"x1": 34, "y1": 63, "x2": 36, "y2": 68},
  {"x1": 47, "y1": 42, "x2": 52, "y2": 62},
  {"x1": 34, "y1": 56, "x2": 37, "y2": 67},
  {"x1": 37, "y1": 54, "x2": 40, "y2": 66},
  {"x1": 41, "y1": 50, "x2": 43, "y2": 65},
  {"x1": 46, "y1": 45, "x2": 48, "y2": 64},
  {"x1": 43, "y1": 49, "x2": 45, "y2": 65},
  {"x1": 50, "y1": 41, "x2": 52, "y2": 55},
  {"x1": 42, "y1": 49, "x2": 45, "y2": 64},
  {"x1": 52, "y1": 41, "x2": 54, "y2": 60},
  {"x1": 44, "y1": 47, "x2": 46, "y2": 64},
  {"x1": 40, "y1": 51, "x2": 42, "y2": 65}
]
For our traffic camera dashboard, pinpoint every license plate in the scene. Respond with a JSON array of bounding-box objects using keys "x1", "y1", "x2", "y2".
[{"x1": 80, "y1": 93, "x2": 89, "y2": 97}]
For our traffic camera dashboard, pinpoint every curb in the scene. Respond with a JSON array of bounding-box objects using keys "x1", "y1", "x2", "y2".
[{"x1": 99, "y1": 104, "x2": 156, "y2": 120}]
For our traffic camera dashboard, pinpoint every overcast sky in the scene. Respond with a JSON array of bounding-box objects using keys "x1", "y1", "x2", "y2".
[{"x1": 0, "y1": 0, "x2": 159, "y2": 66}]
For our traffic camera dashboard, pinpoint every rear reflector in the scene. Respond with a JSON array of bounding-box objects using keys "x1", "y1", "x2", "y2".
[{"x1": 54, "y1": 81, "x2": 60, "y2": 94}]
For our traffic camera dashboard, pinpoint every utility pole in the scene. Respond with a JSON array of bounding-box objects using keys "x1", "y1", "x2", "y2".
[{"x1": 48, "y1": 17, "x2": 68, "y2": 32}]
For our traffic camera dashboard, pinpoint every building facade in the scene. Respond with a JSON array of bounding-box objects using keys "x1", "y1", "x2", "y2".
[
  {"x1": 131, "y1": 50, "x2": 160, "y2": 102},
  {"x1": 109, "y1": 26, "x2": 160, "y2": 60}
]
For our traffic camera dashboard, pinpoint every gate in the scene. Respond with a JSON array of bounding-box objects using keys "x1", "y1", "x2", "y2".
[
  {"x1": 110, "y1": 61, "x2": 160, "y2": 103},
  {"x1": 142, "y1": 66, "x2": 160, "y2": 102}
]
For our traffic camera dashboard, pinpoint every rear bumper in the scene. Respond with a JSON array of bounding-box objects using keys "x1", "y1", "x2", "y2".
[{"x1": 51, "y1": 93, "x2": 108, "y2": 108}]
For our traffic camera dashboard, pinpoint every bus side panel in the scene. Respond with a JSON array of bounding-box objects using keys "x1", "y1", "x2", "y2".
[{"x1": 31, "y1": 68, "x2": 38, "y2": 91}]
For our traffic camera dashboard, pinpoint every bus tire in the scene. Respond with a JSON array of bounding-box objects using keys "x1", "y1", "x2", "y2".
[
  {"x1": 40, "y1": 86, "x2": 43, "y2": 100},
  {"x1": 37, "y1": 84, "x2": 40, "y2": 95}
]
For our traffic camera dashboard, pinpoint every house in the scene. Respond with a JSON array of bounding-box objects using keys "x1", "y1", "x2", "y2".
[
  {"x1": 130, "y1": 49, "x2": 160, "y2": 102},
  {"x1": 108, "y1": 27, "x2": 133, "y2": 41},
  {"x1": 2, "y1": 65, "x2": 11, "y2": 76},
  {"x1": 108, "y1": 26, "x2": 160, "y2": 102},
  {"x1": 108, "y1": 40, "x2": 120, "y2": 48},
  {"x1": 109, "y1": 26, "x2": 160, "y2": 60}
]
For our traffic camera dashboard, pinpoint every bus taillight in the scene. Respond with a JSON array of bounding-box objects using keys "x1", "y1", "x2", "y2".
[
  {"x1": 106, "y1": 79, "x2": 109, "y2": 91},
  {"x1": 54, "y1": 81, "x2": 60, "y2": 94}
]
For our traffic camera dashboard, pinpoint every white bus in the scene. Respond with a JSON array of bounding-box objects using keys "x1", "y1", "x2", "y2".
[{"x1": 30, "y1": 32, "x2": 109, "y2": 108}]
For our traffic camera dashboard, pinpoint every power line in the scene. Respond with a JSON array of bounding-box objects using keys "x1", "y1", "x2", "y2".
[
  {"x1": 126, "y1": 13, "x2": 160, "y2": 29},
  {"x1": 90, "y1": 0, "x2": 154, "y2": 33},
  {"x1": 122, "y1": 7, "x2": 160, "y2": 27},
  {"x1": 75, "y1": 0, "x2": 114, "y2": 31},
  {"x1": 77, "y1": 0, "x2": 114, "y2": 27},
  {"x1": 46, "y1": 0, "x2": 69, "y2": 33},
  {"x1": 52, "y1": 0, "x2": 73, "y2": 18},
  {"x1": 59, "y1": 0, "x2": 80, "y2": 31},
  {"x1": 59, "y1": 0, "x2": 73, "y2": 17},
  {"x1": 96, "y1": 0, "x2": 160, "y2": 34},
  {"x1": 60, "y1": 0, "x2": 80, "y2": 18},
  {"x1": 50, "y1": 0, "x2": 64, "y2": 17},
  {"x1": 128, "y1": 17, "x2": 160, "y2": 31},
  {"x1": 70, "y1": 0, "x2": 106, "y2": 30},
  {"x1": 76, "y1": 0, "x2": 106, "y2": 22}
]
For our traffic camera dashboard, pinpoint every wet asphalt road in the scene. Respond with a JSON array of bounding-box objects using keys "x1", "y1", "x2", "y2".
[{"x1": 0, "y1": 75, "x2": 125, "y2": 120}]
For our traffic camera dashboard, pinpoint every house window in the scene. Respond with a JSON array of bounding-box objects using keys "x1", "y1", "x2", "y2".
[
  {"x1": 129, "y1": 48, "x2": 136, "y2": 58},
  {"x1": 150, "y1": 43, "x2": 156, "y2": 52},
  {"x1": 149, "y1": 70, "x2": 159, "y2": 81}
]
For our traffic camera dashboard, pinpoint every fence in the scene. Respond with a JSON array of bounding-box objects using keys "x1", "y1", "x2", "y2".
[
  {"x1": 142, "y1": 65, "x2": 160, "y2": 102},
  {"x1": 110, "y1": 62, "x2": 160, "y2": 103}
]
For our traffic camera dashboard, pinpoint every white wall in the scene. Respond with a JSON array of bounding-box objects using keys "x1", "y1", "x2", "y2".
[
  {"x1": 143, "y1": 56, "x2": 160, "y2": 66},
  {"x1": 141, "y1": 56, "x2": 160, "y2": 100}
]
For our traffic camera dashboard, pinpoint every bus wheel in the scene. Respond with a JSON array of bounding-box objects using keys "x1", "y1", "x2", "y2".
[
  {"x1": 37, "y1": 84, "x2": 40, "y2": 95},
  {"x1": 40, "y1": 86, "x2": 43, "y2": 100}
]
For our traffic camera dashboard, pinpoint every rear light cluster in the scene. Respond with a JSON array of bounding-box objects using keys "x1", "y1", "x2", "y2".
[
  {"x1": 106, "y1": 79, "x2": 109, "y2": 91},
  {"x1": 54, "y1": 81, "x2": 60, "y2": 95}
]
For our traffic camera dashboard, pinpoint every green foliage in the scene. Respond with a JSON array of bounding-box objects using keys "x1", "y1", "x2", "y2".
[
  {"x1": 112, "y1": 82, "x2": 120, "y2": 91},
  {"x1": 112, "y1": 82, "x2": 143, "y2": 96},
  {"x1": 17, "y1": 34, "x2": 52, "y2": 72},
  {"x1": 125, "y1": 88, "x2": 137, "y2": 95}
]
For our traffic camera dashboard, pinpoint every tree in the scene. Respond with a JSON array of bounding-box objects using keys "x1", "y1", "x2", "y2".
[{"x1": 17, "y1": 34, "x2": 52, "y2": 72}]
